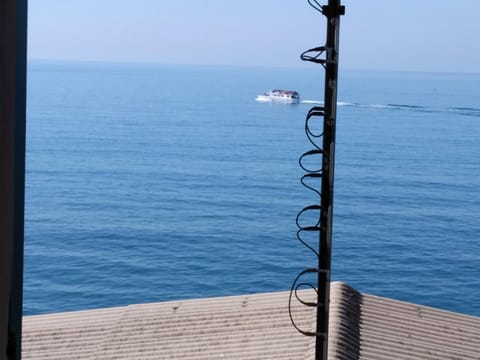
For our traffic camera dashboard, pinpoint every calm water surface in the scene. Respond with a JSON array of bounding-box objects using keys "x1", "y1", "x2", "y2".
[{"x1": 25, "y1": 62, "x2": 480, "y2": 316}]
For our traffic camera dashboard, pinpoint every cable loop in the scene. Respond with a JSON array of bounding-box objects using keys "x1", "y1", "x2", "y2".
[
  {"x1": 288, "y1": 268, "x2": 329, "y2": 336},
  {"x1": 300, "y1": 173, "x2": 322, "y2": 197},
  {"x1": 299, "y1": 150, "x2": 323, "y2": 173},
  {"x1": 300, "y1": 46, "x2": 327, "y2": 68}
]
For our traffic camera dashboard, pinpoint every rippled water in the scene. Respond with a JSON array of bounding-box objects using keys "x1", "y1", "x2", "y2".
[{"x1": 25, "y1": 63, "x2": 480, "y2": 316}]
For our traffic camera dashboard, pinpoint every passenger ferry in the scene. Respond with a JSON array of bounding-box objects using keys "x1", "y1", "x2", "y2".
[{"x1": 255, "y1": 89, "x2": 300, "y2": 104}]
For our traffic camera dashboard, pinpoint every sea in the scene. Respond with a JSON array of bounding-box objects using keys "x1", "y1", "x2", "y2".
[{"x1": 24, "y1": 61, "x2": 480, "y2": 317}]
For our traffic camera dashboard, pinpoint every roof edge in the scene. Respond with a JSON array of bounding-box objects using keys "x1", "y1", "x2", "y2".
[{"x1": 328, "y1": 282, "x2": 362, "y2": 360}]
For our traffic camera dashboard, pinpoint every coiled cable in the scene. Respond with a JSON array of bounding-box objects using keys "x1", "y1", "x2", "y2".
[
  {"x1": 288, "y1": 102, "x2": 326, "y2": 337},
  {"x1": 288, "y1": 0, "x2": 343, "y2": 340}
]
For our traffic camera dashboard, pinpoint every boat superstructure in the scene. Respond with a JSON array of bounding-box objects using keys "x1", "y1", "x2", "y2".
[{"x1": 256, "y1": 89, "x2": 300, "y2": 103}]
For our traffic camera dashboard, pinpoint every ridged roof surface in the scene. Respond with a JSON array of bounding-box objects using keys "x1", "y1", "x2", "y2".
[{"x1": 23, "y1": 282, "x2": 480, "y2": 359}]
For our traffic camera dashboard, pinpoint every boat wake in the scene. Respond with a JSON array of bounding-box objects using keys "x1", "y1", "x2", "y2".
[
  {"x1": 300, "y1": 100, "x2": 480, "y2": 118},
  {"x1": 301, "y1": 100, "x2": 357, "y2": 106},
  {"x1": 301, "y1": 100, "x2": 323, "y2": 105}
]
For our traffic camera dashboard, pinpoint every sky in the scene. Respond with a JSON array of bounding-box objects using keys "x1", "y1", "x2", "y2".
[{"x1": 28, "y1": 0, "x2": 480, "y2": 73}]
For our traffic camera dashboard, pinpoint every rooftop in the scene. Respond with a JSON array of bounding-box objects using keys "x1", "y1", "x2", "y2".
[{"x1": 22, "y1": 282, "x2": 480, "y2": 359}]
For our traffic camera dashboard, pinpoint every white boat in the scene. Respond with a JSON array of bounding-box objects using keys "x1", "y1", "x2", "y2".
[{"x1": 256, "y1": 89, "x2": 300, "y2": 104}]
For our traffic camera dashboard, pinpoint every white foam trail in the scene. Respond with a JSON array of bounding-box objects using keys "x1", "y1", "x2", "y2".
[
  {"x1": 301, "y1": 100, "x2": 323, "y2": 104},
  {"x1": 301, "y1": 100, "x2": 355, "y2": 106},
  {"x1": 366, "y1": 104, "x2": 393, "y2": 109}
]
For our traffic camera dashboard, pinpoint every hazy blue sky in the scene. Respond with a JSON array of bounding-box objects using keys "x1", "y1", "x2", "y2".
[{"x1": 29, "y1": 1, "x2": 480, "y2": 72}]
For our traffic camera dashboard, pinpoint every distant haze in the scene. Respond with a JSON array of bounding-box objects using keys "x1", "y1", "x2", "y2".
[{"x1": 29, "y1": 0, "x2": 480, "y2": 73}]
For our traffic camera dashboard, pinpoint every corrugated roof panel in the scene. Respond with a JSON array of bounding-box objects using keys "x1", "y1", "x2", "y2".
[{"x1": 22, "y1": 282, "x2": 480, "y2": 359}]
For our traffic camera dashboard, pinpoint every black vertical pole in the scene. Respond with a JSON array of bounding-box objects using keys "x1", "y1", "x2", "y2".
[
  {"x1": 316, "y1": 1, "x2": 343, "y2": 359},
  {"x1": 0, "y1": 0, "x2": 28, "y2": 359}
]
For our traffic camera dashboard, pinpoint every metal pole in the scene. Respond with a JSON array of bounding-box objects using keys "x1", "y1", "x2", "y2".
[
  {"x1": 0, "y1": 0, "x2": 28, "y2": 358},
  {"x1": 316, "y1": 1, "x2": 343, "y2": 359}
]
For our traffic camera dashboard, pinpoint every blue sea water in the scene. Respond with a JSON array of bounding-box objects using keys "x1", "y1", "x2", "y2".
[{"x1": 25, "y1": 62, "x2": 480, "y2": 316}]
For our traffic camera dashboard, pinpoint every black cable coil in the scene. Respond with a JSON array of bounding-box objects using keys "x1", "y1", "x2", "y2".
[
  {"x1": 288, "y1": 0, "x2": 331, "y2": 338},
  {"x1": 288, "y1": 105, "x2": 327, "y2": 337}
]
